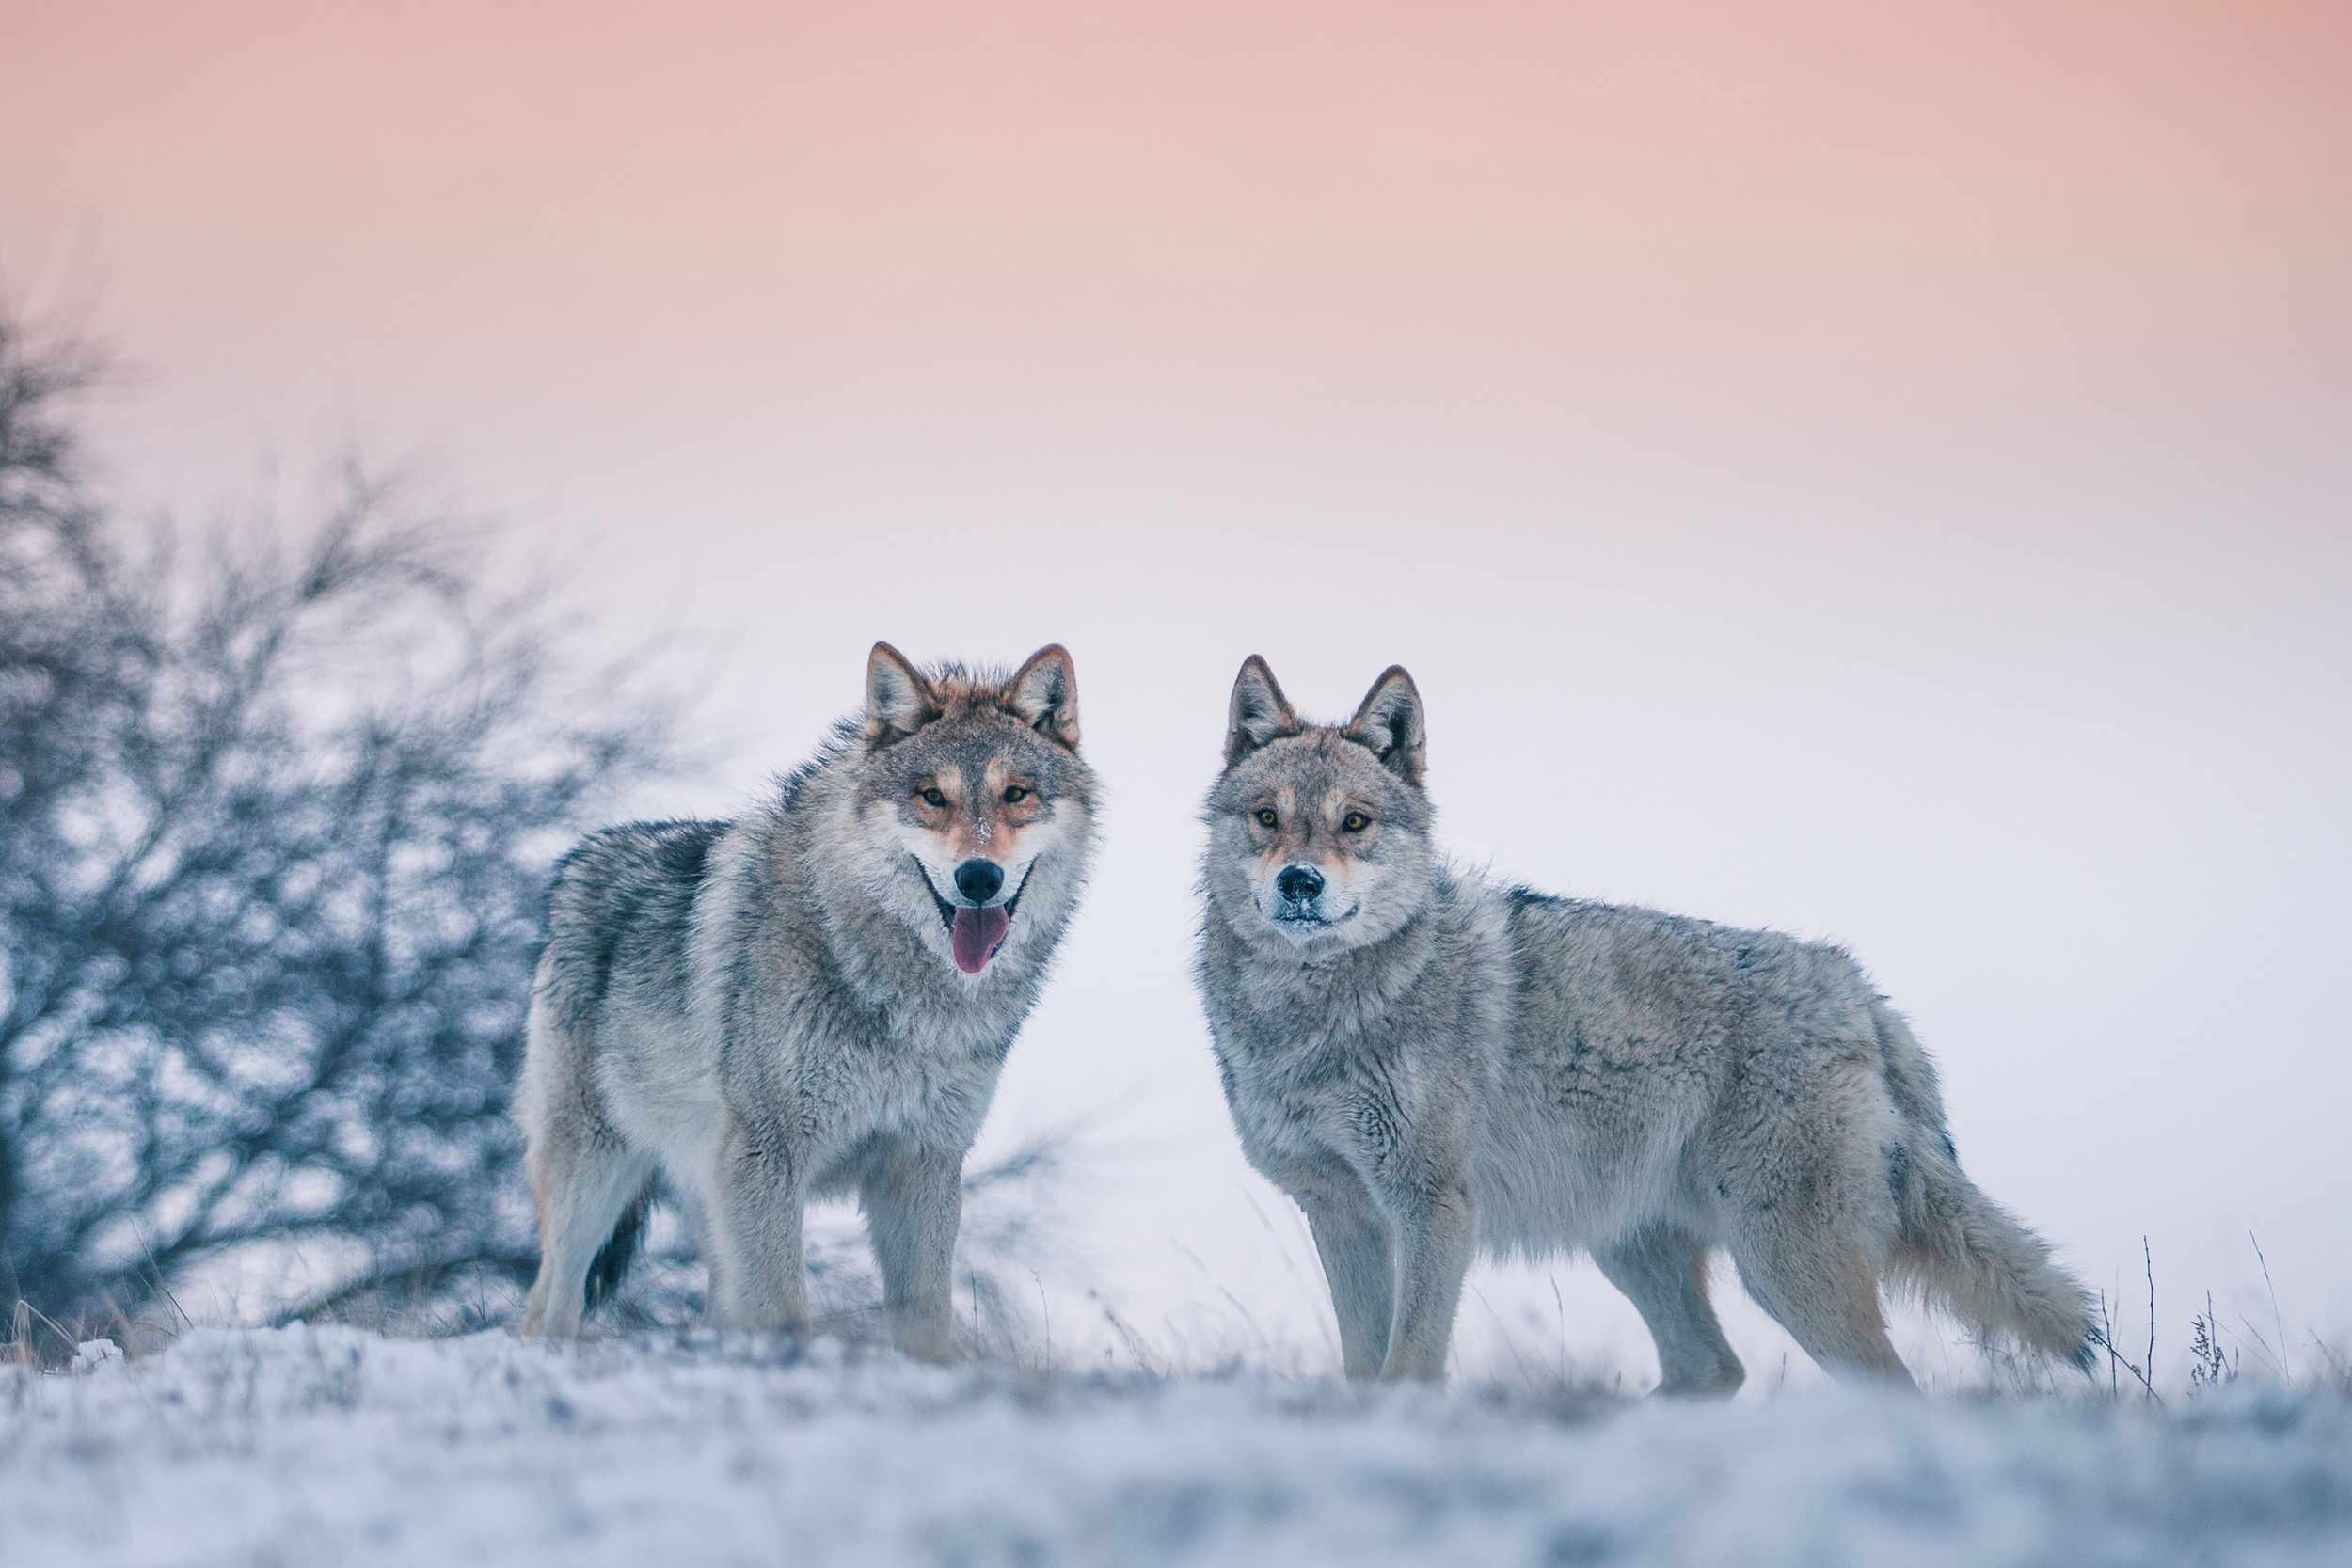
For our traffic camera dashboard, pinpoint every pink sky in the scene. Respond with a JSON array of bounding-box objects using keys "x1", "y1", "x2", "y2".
[{"x1": 9, "y1": 2, "x2": 2348, "y2": 483}]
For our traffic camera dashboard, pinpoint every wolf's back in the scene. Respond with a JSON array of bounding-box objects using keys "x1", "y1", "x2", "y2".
[{"x1": 536, "y1": 819, "x2": 728, "y2": 1038}]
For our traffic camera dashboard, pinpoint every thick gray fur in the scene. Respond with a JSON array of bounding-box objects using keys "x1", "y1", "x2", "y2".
[
  {"x1": 1197, "y1": 657, "x2": 2095, "y2": 1388},
  {"x1": 517, "y1": 644, "x2": 1096, "y2": 1355}
]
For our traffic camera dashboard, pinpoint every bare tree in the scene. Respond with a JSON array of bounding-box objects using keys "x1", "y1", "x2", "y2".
[{"x1": 0, "y1": 311, "x2": 681, "y2": 1339}]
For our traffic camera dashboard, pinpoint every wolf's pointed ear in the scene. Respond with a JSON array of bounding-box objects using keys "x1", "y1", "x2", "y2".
[
  {"x1": 1006, "y1": 644, "x2": 1081, "y2": 749},
  {"x1": 1225, "y1": 656, "x2": 1302, "y2": 768},
  {"x1": 865, "y1": 641, "x2": 940, "y2": 746},
  {"x1": 1346, "y1": 666, "x2": 1425, "y2": 784}
]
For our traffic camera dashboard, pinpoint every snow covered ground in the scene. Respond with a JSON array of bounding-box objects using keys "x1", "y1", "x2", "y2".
[{"x1": 6, "y1": 1326, "x2": 2350, "y2": 1567}]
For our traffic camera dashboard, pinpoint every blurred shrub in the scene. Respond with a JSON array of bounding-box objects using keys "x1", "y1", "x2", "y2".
[{"x1": 0, "y1": 311, "x2": 679, "y2": 1341}]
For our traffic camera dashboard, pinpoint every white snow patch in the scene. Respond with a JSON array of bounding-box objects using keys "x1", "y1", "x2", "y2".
[{"x1": 3, "y1": 1326, "x2": 2349, "y2": 1566}]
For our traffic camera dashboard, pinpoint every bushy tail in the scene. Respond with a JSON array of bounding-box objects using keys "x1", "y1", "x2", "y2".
[
  {"x1": 1874, "y1": 1006, "x2": 2098, "y2": 1372},
  {"x1": 582, "y1": 1180, "x2": 653, "y2": 1318}
]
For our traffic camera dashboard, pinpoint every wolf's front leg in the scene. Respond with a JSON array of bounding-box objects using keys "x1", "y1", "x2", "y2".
[
  {"x1": 1272, "y1": 1156, "x2": 1395, "y2": 1379},
  {"x1": 708, "y1": 1115, "x2": 810, "y2": 1333},
  {"x1": 1378, "y1": 1175, "x2": 1474, "y2": 1382},
  {"x1": 860, "y1": 1139, "x2": 963, "y2": 1362}
]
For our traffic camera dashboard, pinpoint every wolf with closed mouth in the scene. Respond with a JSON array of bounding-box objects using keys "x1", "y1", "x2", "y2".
[
  {"x1": 517, "y1": 642, "x2": 1095, "y2": 1354},
  {"x1": 1197, "y1": 656, "x2": 2093, "y2": 1387}
]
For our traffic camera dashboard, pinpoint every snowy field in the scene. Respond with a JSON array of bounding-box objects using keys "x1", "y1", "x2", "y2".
[{"x1": 5, "y1": 1327, "x2": 2351, "y2": 1567}]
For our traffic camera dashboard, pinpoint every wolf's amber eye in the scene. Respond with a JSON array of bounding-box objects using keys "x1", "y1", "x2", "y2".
[
  {"x1": 1342, "y1": 811, "x2": 1371, "y2": 832},
  {"x1": 1255, "y1": 809, "x2": 1279, "y2": 828},
  {"x1": 1001, "y1": 785, "x2": 1029, "y2": 804},
  {"x1": 920, "y1": 787, "x2": 948, "y2": 808}
]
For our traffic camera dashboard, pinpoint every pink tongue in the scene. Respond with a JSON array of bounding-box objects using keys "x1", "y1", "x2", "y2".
[{"x1": 950, "y1": 905, "x2": 1010, "y2": 974}]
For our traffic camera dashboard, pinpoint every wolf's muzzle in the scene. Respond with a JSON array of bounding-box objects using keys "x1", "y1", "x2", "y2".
[
  {"x1": 915, "y1": 857, "x2": 1034, "y2": 974},
  {"x1": 1275, "y1": 864, "x2": 1325, "y2": 906}
]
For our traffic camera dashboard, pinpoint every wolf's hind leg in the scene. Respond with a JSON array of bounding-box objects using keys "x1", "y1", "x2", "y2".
[
  {"x1": 707, "y1": 1115, "x2": 810, "y2": 1334},
  {"x1": 859, "y1": 1139, "x2": 962, "y2": 1362},
  {"x1": 1728, "y1": 1225, "x2": 1913, "y2": 1386},
  {"x1": 521, "y1": 1129, "x2": 655, "y2": 1338},
  {"x1": 1595, "y1": 1227, "x2": 1745, "y2": 1396}
]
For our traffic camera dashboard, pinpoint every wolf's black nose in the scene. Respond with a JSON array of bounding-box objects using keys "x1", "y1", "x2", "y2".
[
  {"x1": 1276, "y1": 864, "x2": 1324, "y2": 904},
  {"x1": 954, "y1": 859, "x2": 1005, "y2": 905}
]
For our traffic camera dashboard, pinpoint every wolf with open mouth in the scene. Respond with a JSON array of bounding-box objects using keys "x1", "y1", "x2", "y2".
[{"x1": 518, "y1": 643, "x2": 1095, "y2": 1354}]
